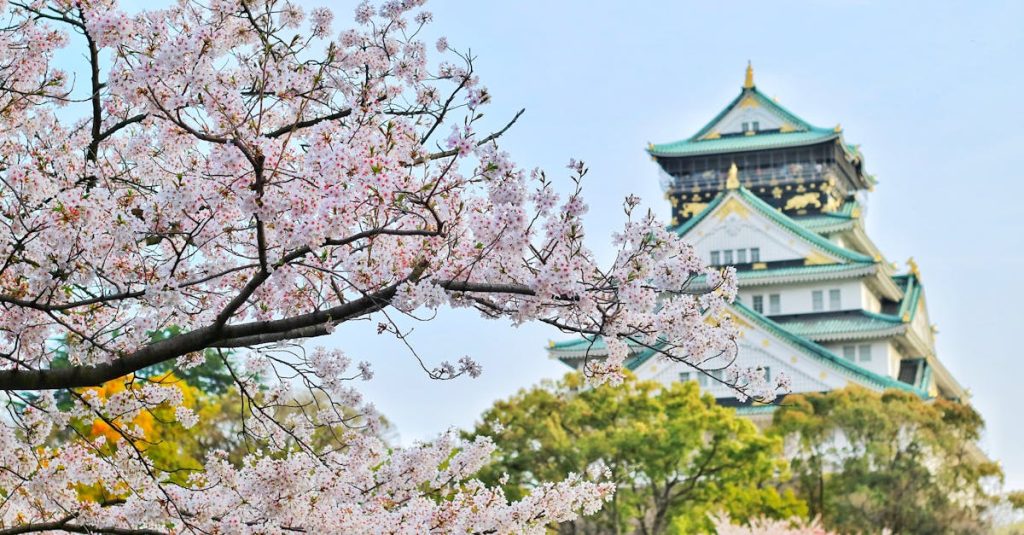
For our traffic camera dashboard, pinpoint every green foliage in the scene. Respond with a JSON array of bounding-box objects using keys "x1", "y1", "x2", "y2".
[
  {"x1": 469, "y1": 373, "x2": 804, "y2": 534},
  {"x1": 770, "y1": 387, "x2": 1003, "y2": 535},
  {"x1": 130, "y1": 326, "x2": 237, "y2": 395}
]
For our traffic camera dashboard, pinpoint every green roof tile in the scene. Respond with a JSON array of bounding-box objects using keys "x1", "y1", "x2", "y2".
[
  {"x1": 687, "y1": 263, "x2": 876, "y2": 289},
  {"x1": 791, "y1": 201, "x2": 860, "y2": 234},
  {"x1": 773, "y1": 310, "x2": 904, "y2": 340},
  {"x1": 738, "y1": 263, "x2": 872, "y2": 280},
  {"x1": 650, "y1": 129, "x2": 839, "y2": 158},
  {"x1": 649, "y1": 87, "x2": 839, "y2": 158},
  {"x1": 733, "y1": 405, "x2": 779, "y2": 416}
]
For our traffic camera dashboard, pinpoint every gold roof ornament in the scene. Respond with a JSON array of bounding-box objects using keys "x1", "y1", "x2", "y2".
[
  {"x1": 726, "y1": 163, "x2": 740, "y2": 189},
  {"x1": 834, "y1": 123, "x2": 842, "y2": 133},
  {"x1": 907, "y1": 257, "x2": 921, "y2": 278},
  {"x1": 744, "y1": 61, "x2": 755, "y2": 89}
]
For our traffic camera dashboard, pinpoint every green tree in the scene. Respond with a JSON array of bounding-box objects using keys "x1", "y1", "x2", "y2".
[
  {"x1": 469, "y1": 373, "x2": 804, "y2": 534},
  {"x1": 770, "y1": 387, "x2": 1003, "y2": 535}
]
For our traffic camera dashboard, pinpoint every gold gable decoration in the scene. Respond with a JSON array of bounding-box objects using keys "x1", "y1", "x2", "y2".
[
  {"x1": 821, "y1": 195, "x2": 842, "y2": 213},
  {"x1": 804, "y1": 251, "x2": 836, "y2": 266},
  {"x1": 907, "y1": 257, "x2": 921, "y2": 279},
  {"x1": 680, "y1": 202, "x2": 708, "y2": 218},
  {"x1": 784, "y1": 192, "x2": 821, "y2": 211},
  {"x1": 709, "y1": 309, "x2": 753, "y2": 333},
  {"x1": 725, "y1": 163, "x2": 740, "y2": 190},
  {"x1": 744, "y1": 61, "x2": 755, "y2": 89},
  {"x1": 714, "y1": 197, "x2": 751, "y2": 221}
]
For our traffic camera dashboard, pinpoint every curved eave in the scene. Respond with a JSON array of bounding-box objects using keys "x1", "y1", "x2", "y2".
[
  {"x1": 794, "y1": 325, "x2": 908, "y2": 342},
  {"x1": 648, "y1": 131, "x2": 839, "y2": 158},
  {"x1": 766, "y1": 309, "x2": 909, "y2": 344},
  {"x1": 802, "y1": 219, "x2": 857, "y2": 235},
  {"x1": 738, "y1": 263, "x2": 877, "y2": 287},
  {"x1": 686, "y1": 263, "x2": 877, "y2": 292},
  {"x1": 867, "y1": 269, "x2": 904, "y2": 302}
]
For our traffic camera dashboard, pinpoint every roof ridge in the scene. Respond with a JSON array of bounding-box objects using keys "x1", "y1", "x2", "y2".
[
  {"x1": 745, "y1": 88, "x2": 817, "y2": 132},
  {"x1": 673, "y1": 86, "x2": 824, "y2": 146}
]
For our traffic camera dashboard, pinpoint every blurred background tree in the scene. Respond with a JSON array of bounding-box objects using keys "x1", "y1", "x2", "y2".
[
  {"x1": 469, "y1": 373, "x2": 803, "y2": 534},
  {"x1": 771, "y1": 386, "x2": 1004, "y2": 535}
]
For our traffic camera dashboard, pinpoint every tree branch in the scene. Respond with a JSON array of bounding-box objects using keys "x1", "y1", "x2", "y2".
[{"x1": 264, "y1": 108, "x2": 352, "y2": 138}]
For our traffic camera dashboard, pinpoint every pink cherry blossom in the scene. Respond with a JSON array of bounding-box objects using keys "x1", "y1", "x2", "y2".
[{"x1": 0, "y1": 0, "x2": 746, "y2": 532}]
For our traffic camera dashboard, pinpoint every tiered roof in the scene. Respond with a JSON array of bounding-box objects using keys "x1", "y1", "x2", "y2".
[
  {"x1": 649, "y1": 129, "x2": 840, "y2": 158},
  {"x1": 647, "y1": 63, "x2": 860, "y2": 166},
  {"x1": 548, "y1": 65, "x2": 962, "y2": 405}
]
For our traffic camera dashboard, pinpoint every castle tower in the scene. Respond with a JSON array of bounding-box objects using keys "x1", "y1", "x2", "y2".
[{"x1": 548, "y1": 65, "x2": 964, "y2": 419}]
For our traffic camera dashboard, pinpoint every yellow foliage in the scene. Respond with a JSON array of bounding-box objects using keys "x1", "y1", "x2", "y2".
[{"x1": 74, "y1": 372, "x2": 214, "y2": 503}]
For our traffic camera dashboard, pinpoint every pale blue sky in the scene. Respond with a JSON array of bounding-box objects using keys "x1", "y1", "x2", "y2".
[{"x1": 329, "y1": 0, "x2": 1024, "y2": 490}]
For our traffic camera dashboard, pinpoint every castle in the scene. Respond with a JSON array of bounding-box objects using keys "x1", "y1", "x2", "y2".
[{"x1": 548, "y1": 64, "x2": 964, "y2": 420}]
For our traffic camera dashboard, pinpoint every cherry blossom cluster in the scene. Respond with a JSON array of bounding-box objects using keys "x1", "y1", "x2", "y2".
[{"x1": 0, "y1": 0, "x2": 744, "y2": 531}]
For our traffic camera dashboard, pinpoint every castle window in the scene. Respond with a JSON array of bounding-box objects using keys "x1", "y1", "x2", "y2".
[
  {"x1": 742, "y1": 122, "x2": 749, "y2": 132},
  {"x1": 768, "y1": 294, "x2": 781, "y2": 314},
  {"x1": 752, "y1": 121, "x2": 760, "y2": 132},
  {"x1": 843, "y1": 346, "x2": 856, "y2": 360},
  {"x1": 752, "y1": 295, "x2": 764, "y2": 313},
  {"x1": 736, "y1": 249, "x2": 747, "y2": 263},
  {"x1": 751, "y1": 248, "x2": 761, "y2": 262},
  {"x1": 858, "y1": 345, "x2": 872, "y2": 363},
  {"x1": 723, "y1": 250, "x2": 734, "y2": 264},
  {"x1": 710, "y1": 250, "x2": 720, "y2": 265},
  {"x1": 812, "y1": 290, "x2": 824, "y2": 312},
  {"x1": 679, "y1": 372, "x2": 692, "y2": 382},
  {"x1": 698, "y1": 369, "x2": 724, "y2": 388},
  {"x1": 762, "y1": 366, "x2": 771, "y2": 382},
  {"x1": 829, "y1": 289, "x2": 842, "y2": 311}
]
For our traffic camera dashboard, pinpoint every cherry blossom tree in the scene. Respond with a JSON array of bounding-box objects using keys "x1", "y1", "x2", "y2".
[{"x1": 0, "y1": 0, "x2": 774, "y2": 532}]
